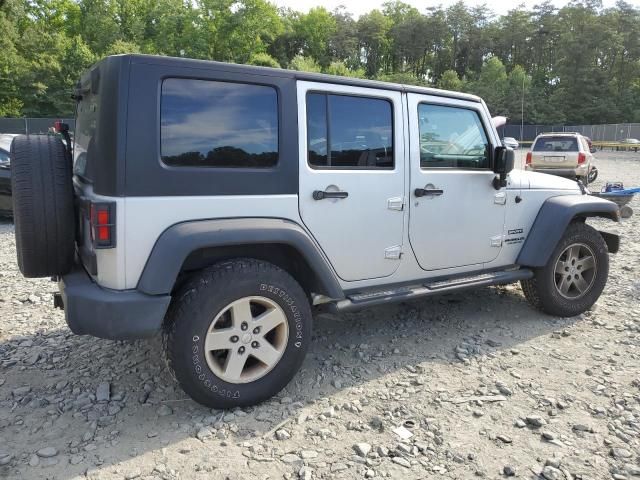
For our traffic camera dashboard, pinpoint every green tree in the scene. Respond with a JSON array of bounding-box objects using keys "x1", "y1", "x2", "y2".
[
  {"x1": 377, "y1": 72, "x2": 426, "y2": 86},
  {"x1": 289, "y1": 55, "x2": 321, "y2": 73},
  {"x1": 293, "y1": 7, "x2": 336, "y2": 67},
  {"x1": 248, "y1": 52, "x2": 281, "y2": 68},
  {"x1": 437, "y1": 69, "x2": 464, "y2": 91},
  {"x1": 467, "y1": 56, "x2": 507, "y2": 114},
  {"x1": 324, "y1": 61, "x2": 364, "y2": 78},
  {"x1": 1, "y1": 0, "x2": 640, "y2": 125},
  {"x1": 198, "y1": 0, "x2": 282, "y2": 63},
  {"x1": 328, "y1": 7, "x2": 359, "y2": 68},
  {"x1": 357, "y1": 10, "x2": 391, "y2": 77}
]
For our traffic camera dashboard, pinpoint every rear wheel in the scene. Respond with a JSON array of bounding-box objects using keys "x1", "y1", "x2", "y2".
[
  {"x1": 163, "y1": 258, "x2": 312, "y2": 408},
  {"x1": 10, "y1": 135, "x2": 75, "y2": 277},
  {"x1": 521, "y1": 222, "x2": 608, "y2": 317}
]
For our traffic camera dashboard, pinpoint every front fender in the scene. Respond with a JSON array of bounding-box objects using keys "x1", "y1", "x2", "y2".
[{"x1": 517, "y1": 195, "x2": 619, "y2": 267}]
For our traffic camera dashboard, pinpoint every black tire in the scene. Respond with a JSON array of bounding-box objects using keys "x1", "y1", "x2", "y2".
[
  {"x1": 521, "y1": 222, "x2": 608, "y2": 317},
  {"x1": 588, "y1": 166, "x2": 598, "y2": 183},
  {"x1": 10, "y1": 135, "x2": 75, "y2": 277},
  {"x1": 163, "y1": 258, "x2": 312, "y2": 408}
]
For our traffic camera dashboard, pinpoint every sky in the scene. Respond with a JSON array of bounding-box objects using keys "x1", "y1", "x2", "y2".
[{"x1": 271, "y1": 0, "x2": 632, "y2": 17}]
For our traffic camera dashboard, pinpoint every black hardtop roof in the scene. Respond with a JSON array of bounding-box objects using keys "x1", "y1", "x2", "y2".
[{"x1": 97, "y1": 54, "x2": 482, "y2": 103}]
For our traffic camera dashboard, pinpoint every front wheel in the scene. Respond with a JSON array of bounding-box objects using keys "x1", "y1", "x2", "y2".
[
  {"x1": 163, "y1": 259, "x2": 312, "y2": 408},
  {"x1": 521, "y1": 222, "x2": 609, "y2": 317}
]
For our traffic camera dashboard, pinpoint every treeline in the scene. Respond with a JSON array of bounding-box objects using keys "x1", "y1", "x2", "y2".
[{"x1": 1, "y1": 0, "x2": 639, "y2": 125}]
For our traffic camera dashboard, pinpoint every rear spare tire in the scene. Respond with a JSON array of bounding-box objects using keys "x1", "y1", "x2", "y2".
[{"x1": 10, "y1": 135, "x2": 75, "y2": 277}]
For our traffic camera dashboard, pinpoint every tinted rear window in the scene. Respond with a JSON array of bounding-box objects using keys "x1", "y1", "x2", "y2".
[
  {"x1": 533, "y1": 136, "x2": 579, "y2": 152},
  {"x1": 73, "y1": 91, "x2": 98, "y2": 179},
  {"x1": 161, "y1": 79, "x2": 278, "y2": 168}
]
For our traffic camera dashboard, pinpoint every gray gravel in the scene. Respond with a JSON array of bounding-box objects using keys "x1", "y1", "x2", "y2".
[{"x1": 0, "y1": 151, "x2": 639, "y2": 480}]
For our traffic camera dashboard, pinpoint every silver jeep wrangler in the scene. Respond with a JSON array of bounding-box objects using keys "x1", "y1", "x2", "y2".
[{"x1": 10, "y1": 55, "x2": 621, "y2": 408}]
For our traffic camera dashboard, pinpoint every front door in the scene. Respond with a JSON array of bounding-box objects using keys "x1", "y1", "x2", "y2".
[
  {"x1": 297, "y1": 82, "x2": 405, "y2": 282},
  {"x1": 407, "y1": 94, "x2": 507, "y2": 271}
]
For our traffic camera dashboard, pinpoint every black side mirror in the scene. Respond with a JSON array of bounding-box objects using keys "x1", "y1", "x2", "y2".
[{"x1": 493, "y1": 146, "x2": 514, "y2": 189}]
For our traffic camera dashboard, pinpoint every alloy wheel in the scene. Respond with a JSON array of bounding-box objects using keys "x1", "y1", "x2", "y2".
[
  {"x1": 553, "y1": 243, "x2": 597, "y2": 299},
  {"x1": 204, "y1": 296, "x2": 289, "y2": 384}
]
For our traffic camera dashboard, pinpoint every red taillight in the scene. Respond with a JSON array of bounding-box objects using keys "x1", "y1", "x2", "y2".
[
  {"x1": 578, "y1": 152, "x2": 586, "y2": 164},
  {"x1": 526, "y1": 152, "x2": 532, "y2": 165},
  {"x1": 90, "y1": 202, "x2": 115, "y2": 248}
]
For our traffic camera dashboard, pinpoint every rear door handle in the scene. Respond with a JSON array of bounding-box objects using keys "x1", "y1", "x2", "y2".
[
  {"x1": 414, "y1": 188, "x2": 443, "y2": 197},
  {"x1": 313, "y1": 190, "x2": 349, "y2": 200}
]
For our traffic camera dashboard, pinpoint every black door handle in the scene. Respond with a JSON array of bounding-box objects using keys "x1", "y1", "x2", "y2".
[
  {"x1": 313, "y1": 190, "x2": 349, "y2": 200},
  {"x1": 415, "y1": 188, "x2": 444, "y2": 197}
]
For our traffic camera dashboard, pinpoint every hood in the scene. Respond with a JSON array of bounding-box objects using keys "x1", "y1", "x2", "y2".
[{"x1": 509, "y1": 169, "x2": 581, "y2": 191}]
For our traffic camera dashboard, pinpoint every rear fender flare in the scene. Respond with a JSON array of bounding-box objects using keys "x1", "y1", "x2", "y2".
[{"x1": 136, "y1": 218, "x2": 344, "y2": 299}]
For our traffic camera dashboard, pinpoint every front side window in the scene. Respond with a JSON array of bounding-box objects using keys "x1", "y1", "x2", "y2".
[
  {"x1": 307, "y1": 93, "x2": 393, "y2": 169},
  {"x1": 161, "y1": 79, "x2": 278, "y2": 168},
  {"x1": 418, "y1": 104, "x2": 490, "y2": 169}
]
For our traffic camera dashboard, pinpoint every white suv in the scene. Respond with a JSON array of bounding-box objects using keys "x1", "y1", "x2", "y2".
[
  {"x1": 526, "y1": 132, "x2": 594, "y2": 183},
  {"x1": 9, "y1": 55, "x2": 622, "y2": 408}
]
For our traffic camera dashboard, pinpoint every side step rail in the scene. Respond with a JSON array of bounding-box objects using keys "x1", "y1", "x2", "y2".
[{"x1": 332, "y1": 269, "x2": 533, "y2": 312}]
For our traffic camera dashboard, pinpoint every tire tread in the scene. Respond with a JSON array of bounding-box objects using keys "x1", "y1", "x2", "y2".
[
  {"x1": 520, "y1": 221, "x2": 608, "y2": 317},
  {"x1": 162, "y1": 258, "x2": 311, "y2": 408},
  {"x1": 10, "y1": 135, "x2": 75, "y2": 277}
]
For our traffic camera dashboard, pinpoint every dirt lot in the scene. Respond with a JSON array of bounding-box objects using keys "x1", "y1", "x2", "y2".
[{"x1": 0, "y1": 151, "x2": 639, "y2": 480}]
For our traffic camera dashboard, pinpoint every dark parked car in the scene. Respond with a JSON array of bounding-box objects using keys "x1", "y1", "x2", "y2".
[{"x1": 0, "y1": 134, "x2": 18, "y2": 216}]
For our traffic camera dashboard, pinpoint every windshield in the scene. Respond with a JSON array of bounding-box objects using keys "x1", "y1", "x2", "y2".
[{"x1": 533, "y1": 136, "x2": 578, "y2": 152}]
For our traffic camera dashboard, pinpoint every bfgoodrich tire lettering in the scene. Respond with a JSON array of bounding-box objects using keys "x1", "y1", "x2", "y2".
[
  {"x1": 163, "y1": 258, "x2": 312, "y2": 408},
  {"x1": 521, "y1": 222, "x2": 608, "y2": 317}
]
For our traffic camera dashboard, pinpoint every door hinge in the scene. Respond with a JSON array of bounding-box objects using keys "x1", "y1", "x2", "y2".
[
  {"x1": 494, "y1": 192, "x2": 507, "y2": 205},
  {"x1": 490, "y1": 235, "x2": 503, "y2": 247},
  {"x1": 384, "y1": 245, "x2": 402, "y2": 259},
  {"x1": 387, "y1": 197, "x2": 404, "y2": 211}
]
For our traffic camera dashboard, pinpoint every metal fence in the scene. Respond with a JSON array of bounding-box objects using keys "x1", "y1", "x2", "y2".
[
  {"x1": 0, "y1": 118, "x2": 75, "y2": 135},
  {"x1": 500, "y1": 123, "x2": 640, "y2": 142},
  {"x1": 2, "y1": 117, "x2": 639, "y2": 144}
]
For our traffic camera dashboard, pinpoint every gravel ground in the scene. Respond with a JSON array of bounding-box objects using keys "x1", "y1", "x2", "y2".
[{"x1": 0, "y1": 151, "x2": 639, "y2": 480}]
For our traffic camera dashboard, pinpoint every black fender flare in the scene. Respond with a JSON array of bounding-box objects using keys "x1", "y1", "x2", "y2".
[
  {"x1": 516, "y1": 195, "x2": 620, "y2": 267},
  {"x1": 136, "y1": 218, "x2": 344, "y2": 299}
]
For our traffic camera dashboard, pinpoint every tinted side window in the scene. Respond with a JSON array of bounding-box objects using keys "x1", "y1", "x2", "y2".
[
  {"x1": 307, "y1": 93, "x2": 393, "y2": 169},
  {"x1": 418, "y1": 104, "x2": 490, "y2": 169},
  {"x1": 161, "y1": 79, "x2": 278, "y2": 168},
  {"x1": 307, "y1": 93, "x2": 328, "y2": 167}
]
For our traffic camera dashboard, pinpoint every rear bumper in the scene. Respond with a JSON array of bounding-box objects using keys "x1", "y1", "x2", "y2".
[{"x1": 59, "y1": 265, "x2": 171, "y2": 340}]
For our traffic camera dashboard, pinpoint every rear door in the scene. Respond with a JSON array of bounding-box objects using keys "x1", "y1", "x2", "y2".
[{"x1": 297, "y1": 81, "x2": 405, "y2": 282}]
